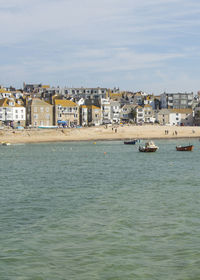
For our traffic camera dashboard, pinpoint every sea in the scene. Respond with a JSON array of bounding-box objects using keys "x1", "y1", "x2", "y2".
[{"x1": 1, "y1": 139, "x2": 200, "y2": 280}]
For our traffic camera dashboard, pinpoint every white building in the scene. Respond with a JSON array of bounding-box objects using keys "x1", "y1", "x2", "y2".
[
  {"x1": 0, "y1": 98, "x2": 26, "y2": 126},
  {"x1": 136, "y1": 106, "x2": 144, "y2": 123},
  {"x1": 101, "y1": 98, "x2": 111, "y2": 124},
  {"x1": 169, "y1": 109, "x2": 193, "y2": 126},
  {"x1": 110, "y1": 101, "x2": 120, "y2": 123}
]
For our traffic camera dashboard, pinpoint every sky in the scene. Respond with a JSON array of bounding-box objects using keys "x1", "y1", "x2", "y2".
[{"x1": 0, "y1": 0, "x2": 200, "y2": 94}]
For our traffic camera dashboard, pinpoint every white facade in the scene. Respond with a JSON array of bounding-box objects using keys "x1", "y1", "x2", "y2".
[
  {"x1": 81, "y1": 107, "x2": 88, "y2": 126},
  {"x1": 169, "y1": 112, "x2": 181, "y2": 126},
  {"x1": 169, "y1": 110, "x2": 193, "y2": 126},
  {"x1": 101, "y1": 98, "x2": 111, "y2": 124},
  {"x1": 136, "y1": 107, "x2": 144, "y2": 123},
  {"x1": 0, "y1": 102, "x2": 26, "y2": 125},
  {"x1": 110, "y1": 101, "x2": 120, "y2": 123}
]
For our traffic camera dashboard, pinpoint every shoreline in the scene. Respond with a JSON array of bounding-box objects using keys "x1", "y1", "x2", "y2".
[{"x1": 0, "y1": 125, "x2": 200, "y2": 144}]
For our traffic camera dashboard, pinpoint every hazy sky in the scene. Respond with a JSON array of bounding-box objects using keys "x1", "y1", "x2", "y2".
[{"x1": 0, "y1": 0, "x2": 200, "y2": 94}]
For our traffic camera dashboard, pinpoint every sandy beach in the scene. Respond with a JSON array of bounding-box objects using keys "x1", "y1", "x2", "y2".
[{"x1": 0, "y1": 125, "x2": 199, "y2": 144}]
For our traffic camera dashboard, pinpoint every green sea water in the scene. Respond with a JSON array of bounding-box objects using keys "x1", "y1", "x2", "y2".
[{"x1": 0, "y1": 139, "x2": 200, "y2": 280}]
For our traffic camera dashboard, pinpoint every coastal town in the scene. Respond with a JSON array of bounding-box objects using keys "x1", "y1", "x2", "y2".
[{"x1": 0, "y1": 83, "x2": 200, "y2": 129}]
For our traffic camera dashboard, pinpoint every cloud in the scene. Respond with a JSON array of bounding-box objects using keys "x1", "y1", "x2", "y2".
[{"x1": 0, "y1": 0, "x2": 200, "y2": 92}]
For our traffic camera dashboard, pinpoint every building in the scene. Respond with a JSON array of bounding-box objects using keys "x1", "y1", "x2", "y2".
[
  {"x1": 0, "y1": 98, "x2": 26, "y2": 127},
  {"x1": 144, "y1": 95, "x2": 155, "y2": 108},
  {"x1": 110, "y1": 101, "x2": 120, "y2": 124},
  {"x1": 80, "y1": 105, "x2": 101, "y2": 126},
  {"x1": 26, "y1": 98, "x2": 53, "y2": 127},
  {"x1": 65, "y1": 87, "x2": 109, "y2": 99},
  {"x1": 169, "y1": 109, "x2": 193, "y2": 126},
  {"x1": 194, "y1": 107, "x2": 200, "y2": 126},
  {"x1": 120, "y1": 104, "x2": 136, "y2": 123},
  {"x1": 54, "y1": 99, "x2": 79, "y2": 127},
  {"x1": 161, "y1": 92, "x2": 193, "y2": 109},
  {"x1": 132, "y1": 92, "x2": 143, "y2": 106},
  {"x1": 143, "y1": 104, "x2": 155, "y2": 123},
  {"x1": 101, "y1": 98, "x2": 111, "y2": 124},
  {"x1": 0, "y1": 89, "x2": 12, "y2": 99},
  {"x1": 156, "y1": 109, "x2": 171, "y2": 125},
  {"x1": 135, "y1": 106, "x2": 144, "y2": 124}
]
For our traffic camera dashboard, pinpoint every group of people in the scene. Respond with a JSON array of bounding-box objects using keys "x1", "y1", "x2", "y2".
[{"x1": 165, "y1": 129, "x2": 178, "y2": 136}]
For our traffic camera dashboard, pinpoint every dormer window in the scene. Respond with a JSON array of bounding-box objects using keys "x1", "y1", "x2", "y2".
[{"x1": 9, "y1": 102, "x2": 14, "y2": 106}]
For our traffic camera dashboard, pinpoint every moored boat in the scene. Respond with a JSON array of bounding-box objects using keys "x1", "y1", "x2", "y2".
[
  {"x1": 1, "y1": 142, "x2": 11, "y2": 146},
  {"x1": 124, "y1": 139, "x2": 137, "y2": 145},
  {"x1": 176, "y1": 145, "x2": 193, "y2": 151},
  {"x1": 139, "y1": 141, "x2": 158, "y2": 152}
]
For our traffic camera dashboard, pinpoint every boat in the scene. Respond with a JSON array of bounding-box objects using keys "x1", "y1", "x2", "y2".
[
  {"x1": 139, "y1": 141, "x2": 159, "y2": 152},
  {"x1": 38, "y1": 126, "x2": 58, "y2": 129},
  {"x1": 124, "y1": 139, "x2": 138, "y2": 145},
  {"x1": 176, "y1": 145, "x2": 193, "y2": 151},
  {"x1": 1, "y1": 142, "x2": 11, "y2": 146}
]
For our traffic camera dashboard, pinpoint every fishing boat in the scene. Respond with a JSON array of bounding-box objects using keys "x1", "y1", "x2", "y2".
[
  {"x1": 139, "y1": 141, "x2": 158, "y2": 152},
  {"x1": 176, "y1": 145, "x2": 193, "y2": 151}
]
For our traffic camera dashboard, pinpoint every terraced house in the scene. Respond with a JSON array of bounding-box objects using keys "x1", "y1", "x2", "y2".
[
  {"x1": 54, "y1": 99, "x2": 79, "y2": 127},
  {"x1": 26, "y1": 98, "x2": 53, "y2": 127},
  {"x1": 80, "y1": 105, "x2": 101, "y2": 126}
]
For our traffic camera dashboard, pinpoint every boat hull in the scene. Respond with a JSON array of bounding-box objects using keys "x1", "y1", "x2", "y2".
[
  {"x1": 139, "y1": 147, "x2": 158, "y2": 152},
  {"x1": 176, "y1": 145, "x2": 193, "y2": 151},
  {"x1": 124, "y1": 140, "x2": 137, "y2": 145}
]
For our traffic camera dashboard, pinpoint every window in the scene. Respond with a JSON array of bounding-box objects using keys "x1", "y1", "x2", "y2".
[
  {"x1": 181, "y1": 100, "x2": 187, "y2": 105},
  {"x1": 16, "y1": 115, "x2": 18, "y2": 119},
  {"x1": 21, "y1": 115, "x2": 24, "y2": 119},
  {"x1": 34, "y1": 107, "x2": 37, "y2": 113},
  {"x1": 34, "y1": 114, "x2": 38, "y2": 119},
  {"x1": 40, "y1": 107, "x2": 44, "y2": 112},
  {"x1": 45, "y1": 114, "x2": 50, "y2": 120},
  {"x1": 46, "y1": 107, "x2": 49, "y2": 112},
  {"x1": 15, "y1": 109, "x2": 18, "y2": 113}
]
